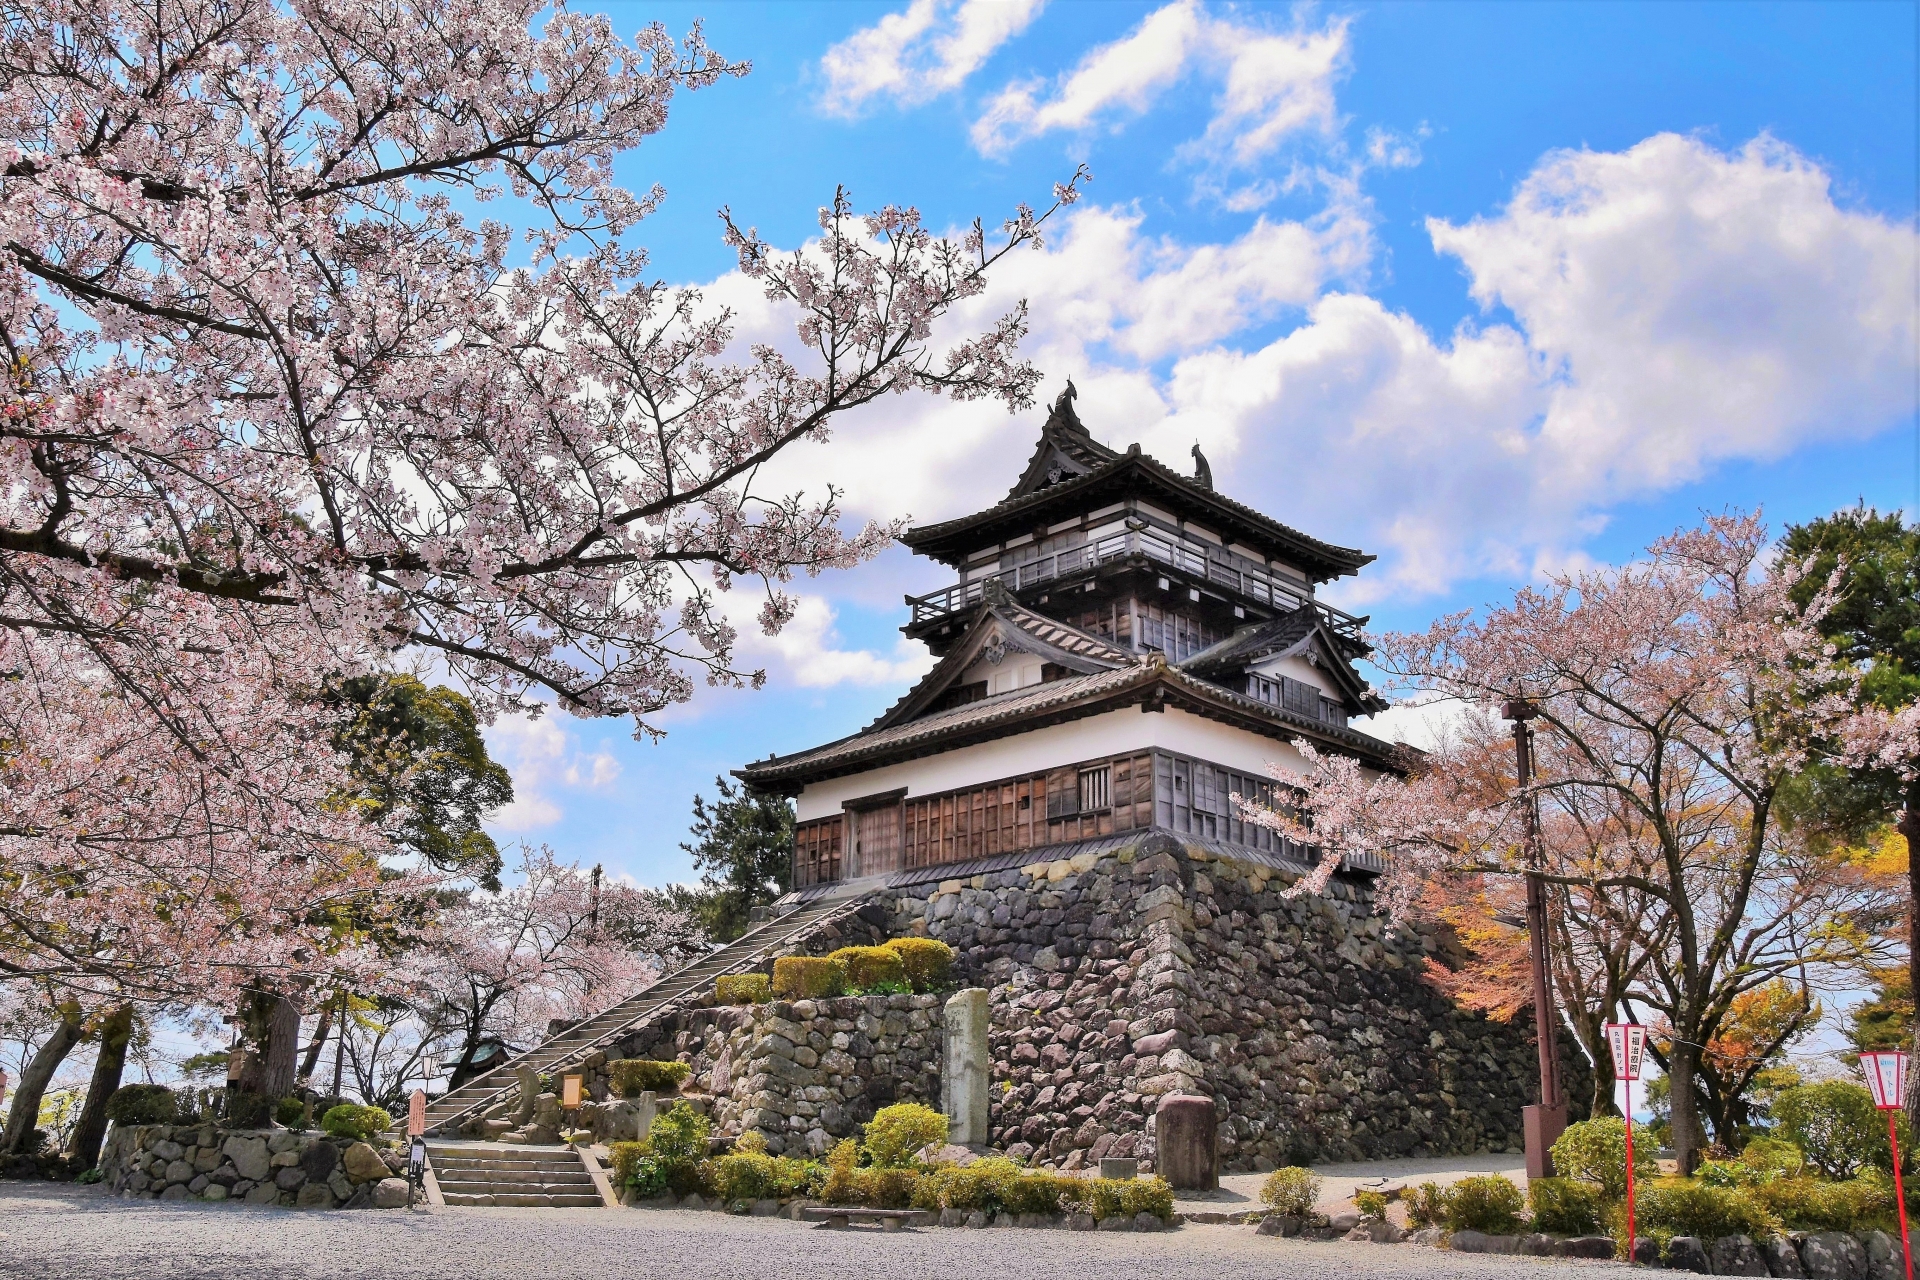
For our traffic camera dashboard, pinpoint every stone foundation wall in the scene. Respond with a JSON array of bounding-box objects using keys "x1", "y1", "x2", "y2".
[
  {"x1": 884, "y1": 832, "x2": 1582, "y2": 1173},
  {"x1": 587, "y1": 993, "x2": 944, "y2": 1157},
  {"x1": 99, "y1": 1123, "x2": 410, "y2": 1208}
]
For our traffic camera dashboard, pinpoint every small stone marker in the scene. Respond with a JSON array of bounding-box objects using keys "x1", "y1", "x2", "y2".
[
  {"x1": 513, "y1": 1065, "x2": 539, "y2": 1126},
  {"x1": 1099, "y1": 1157, "x2": 1139, "y2": 1180},
  {"x1": 1154, "y1": 1093, "x2": 1218, "y2": 1190},
  {"x1": 942, "y1": 989, "x2": 990, "y2": 1146}
]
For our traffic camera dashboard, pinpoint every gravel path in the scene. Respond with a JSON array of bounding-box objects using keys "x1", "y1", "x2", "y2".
[{"x1": 0, "y1": 1183, "x2": 1633, "y2": 1280}]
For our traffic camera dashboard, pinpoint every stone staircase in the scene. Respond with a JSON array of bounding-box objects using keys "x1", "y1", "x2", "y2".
[
  {"x1": 424, "y1": 895, "x2": 867, "y2": 1138},
  {"x1": 426, "y1": 1144, "x2": 607, "y2": 1208}
]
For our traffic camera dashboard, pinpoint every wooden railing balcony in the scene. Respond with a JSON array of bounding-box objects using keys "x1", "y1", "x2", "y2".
[{"x1": 905, "y1": 526, "x2": 1367, "y2": 644}]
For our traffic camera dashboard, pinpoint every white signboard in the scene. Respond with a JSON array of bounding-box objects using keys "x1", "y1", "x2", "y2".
[
  {"x1": 1861, "y1": 1052, "x2": 1909, "y2": 1111},
  {"x1": 1604, "y1": 1022, "x2": 1648, "y2": 1082}
]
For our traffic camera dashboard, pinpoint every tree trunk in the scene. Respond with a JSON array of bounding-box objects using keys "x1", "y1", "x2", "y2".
[
  {"x1": 68, "y1": 1005, "x2": 135, "y2": 1170},
  {"x1": 1667, "y1": 1037, "x2": 1709, "y2": 1175},
  {"x1": 1903, "y1": 784, "x2": 1920, "y2": 1134},
  {"x1": 234, "y1": 992, "x2": 302, "y2": 1099},
  {"x1": 297, "y1": 1005, "x2": 333, "y2": 1083},
  {"x1": 1, "y1": 1004, "x2": 83, "y2": 1154},
  {"x1": 1587, "y1": 1023, "x2": 1619, "y2": 1120}
]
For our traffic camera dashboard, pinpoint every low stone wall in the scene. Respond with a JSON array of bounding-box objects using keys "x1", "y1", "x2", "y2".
[
  {"x1": 99, "y1": 1122, "x2": 411, "y2": 1209},
  {"x1": 885, "y1": 832, "x2": 1585, "y2": 1173},
  {"x1": 601, "y1": 993, "x2": 945, "y2": 1157}
]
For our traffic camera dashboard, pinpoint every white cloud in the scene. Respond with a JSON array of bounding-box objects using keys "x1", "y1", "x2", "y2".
[
  {"x1": 821, "y1": 0, "x2": 1046, "y2": 116},
  {"x1": 721, "y1": 133, "x2": 1913, "y2": 611},
  {"x1": 971, "y1": 2, "x2": 1347, "y2": 176},
  {"x1": 485, "y1": 712, "x2": 624, "y2": 832},
  {"x1": 721, "y1": 590, "x2": 936, "y2": 690}
]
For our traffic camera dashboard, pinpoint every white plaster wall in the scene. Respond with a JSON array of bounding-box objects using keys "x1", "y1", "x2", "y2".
[
  {"x1": 793, "y1": 705, "x2": 1310, "y2": 821},
  {"x1": 1250, "y1": 651, "x2": 1333, "y2": 694}
]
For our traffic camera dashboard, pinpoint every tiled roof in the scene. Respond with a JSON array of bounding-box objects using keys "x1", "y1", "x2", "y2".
[
  {"x1": 1179, "y1": 611, "x2": 1319, "y2": 675},
  {"x1": 1001, "y1": 600, "x2": 1135, "y2": 666}
]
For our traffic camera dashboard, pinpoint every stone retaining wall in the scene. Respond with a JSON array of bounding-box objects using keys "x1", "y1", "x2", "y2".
[
  {"x1": 99, "y1": 1122, "x2": 411, "y2": 1209},
  {"x1": 885, "y1": 832, "x2": 1583, "y2": 1173}
]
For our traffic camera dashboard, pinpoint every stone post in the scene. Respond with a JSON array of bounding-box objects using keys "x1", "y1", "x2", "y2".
[
  {"x1": 942, "y1": 989, "x2": 990, "y2": 1147},
  {"x1": 1155, "y1": 1093, "x2": 1219, "y2": 1190},
  {"x1": 513, "y1": 1065, "x2": 540, "y2": 1127}
]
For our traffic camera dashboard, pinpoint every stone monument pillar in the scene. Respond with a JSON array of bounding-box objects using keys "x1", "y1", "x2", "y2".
[
  {"x1": 1155, "y1": 1093, "x2": 1219, "y2": 1190},
  {"x1": 942, "y1": 989, "x2": 990, "y2": 1147},
  {"x1": 513, "y1": 1065, "x2": 540, "y2": 1127}
]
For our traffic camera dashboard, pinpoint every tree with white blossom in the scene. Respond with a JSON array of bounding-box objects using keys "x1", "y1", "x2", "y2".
[{"x1": 0, "y1": 0, "x2": 1084, "y2": 1021}]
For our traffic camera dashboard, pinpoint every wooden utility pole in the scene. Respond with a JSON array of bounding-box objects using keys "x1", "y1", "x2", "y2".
[{"x1": 1508, "y1": 699, "x2": 1568, "y2": 1178}]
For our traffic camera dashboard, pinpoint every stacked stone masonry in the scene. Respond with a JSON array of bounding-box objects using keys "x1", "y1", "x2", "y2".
[
  {"x1": 99, "y1": 1123, "x2": 411, "y2": 1209},
  {"x1": 886, "y1": 832, "x2": 1585, "y2": 1172}
]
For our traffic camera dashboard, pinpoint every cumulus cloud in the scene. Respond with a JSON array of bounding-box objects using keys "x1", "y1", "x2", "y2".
[
  {"x1": 821, "y1": 0, "x2": 1046, "y2": 116},
  {"x1": 720, "y1": 591, "x2": 936, "y2": 690},
  {"x1": 723, "y1": 132, "x2": 1914, "y2": 612},
  {"x1": 485, "y1": 712, "x2": 624, "y2": 832},
  {"x1": 971, "y1": 2, "x2": 1347, "y2": 178}
]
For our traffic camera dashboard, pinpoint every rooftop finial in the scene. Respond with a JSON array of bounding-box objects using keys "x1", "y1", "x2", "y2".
[
  {"x1": 1191, "y1": 441, "x2": 1213, "y2": 491},
  {"x1": 1047, "y1": 377, "x2": 1083, "y2": 433}
]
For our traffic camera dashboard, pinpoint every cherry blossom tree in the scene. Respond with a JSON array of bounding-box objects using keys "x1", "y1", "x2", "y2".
[
  {"x1": 0, "y1": 1, "x2": 1084, "y2": 1018},
  {"x1": 1242, "y1": 514, "x2": 1870, "y2": 1172},
  {"x1": 417, "y1": 845, "x2": 702, "y2": 1084}
]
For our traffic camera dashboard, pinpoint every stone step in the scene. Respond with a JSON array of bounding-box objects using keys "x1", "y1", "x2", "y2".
[
  {"x1": 432, "y1": 1166, "x2": 597, "y2": 1182},
  {"x1": 436, "y1": 1177, "x2": 597, "y2": 1194},
  {"x1": 440, "y1": 1191, "x2": 606, "y2": 1209}
]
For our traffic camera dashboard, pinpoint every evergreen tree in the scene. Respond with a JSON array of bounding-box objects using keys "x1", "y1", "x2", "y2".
[{"x1": 679, "y1": 778, "x2": 795, "y2": 941}]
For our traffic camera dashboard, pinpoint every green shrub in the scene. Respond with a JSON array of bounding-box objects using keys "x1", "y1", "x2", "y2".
[
  {"x1": 716, "y1": 974, "x2": 771, "y2": 1005},
  {"x1": 608, "y1": 1141, "x2": 649, "y2": 1187},
  {"x1": 855, "y1": 1166, "x2": 921, "y2": 1208},
  {"x1": 914, "y1": 1158, "x2": 1019, "y2": 1212},
  {"x1": 823, "y1": 1138, "x2": 861, "y2": 1204},
  {"x1": 1552, "y1": 1116, "x2": 1657, "y2": 1202},
  {"x1": 1443, "y1": 1174, "x2": 1526, "y2": 1234},
  {"x1": 863, "y1": 1102, "x2": 949, "y2": 1168},
  {"x1": 1405, "y1": 1180, "x2": 1450, "y2": 1229},
  {"x1": 608, "y1": 1059, "x2": 690, "y2": 1098},
  {"x1": 1260, "y1": 1165, "x2": 1322, "y2": 1216},
  {"x1": 772, "y1": 956, "x2": 847, "y2": 1000},
  {"x1": 226, "y1": 1090, "x2": 275, "y2": 1129},
  {"x1": 1774, "y1": 1081, "x2": 1903, "y2": 1179},
  {"x1": 647, "y1": 1101, "x2": 711, "y2": 1167},
  {"x1": 1071, "y1": 1176, "x2": 1176, "y2": 1221},
  {"x1": 320, "y1": 1103, "x2": 392, "y2": 1142},
  {"x1": 710, "y1": 1150, "x2": 821, "y2": 1203},
  {"x1": 1741, "y1": 1136, "x2": 1806, "y2": 1181},
  {"x1": 104, "y1": 1084, "x2": 178, "y2": 1126},
  {"x1": 1530, "y1": 1177, "x2": 1604, "y2": 1235},
  {"x1": 828, "y1": 946, "x2": 908, "y2": 993},
  {"x1": 275, "y1": 1096, "x2": 309, "y2": 1131},
  {"x1": 1354, "y1": 1190, "x2": 1390, "y2": 1221},
  {"x1": 999, "y1": 1168, "x2": 1075, "y2": 1216},
  {"x1": 1749, "y1": 1176, "x2": 1895, "y2": 1233},
  {"x1": 884, "y1": 937, "x2": 954, "y2": 992},
  {"x1": 74, "y1": 1168, "x2": 103, "y2": 1185},
  {"x1": 1634, "y1": 1179, "x2": 1781, "y2": 1251}
]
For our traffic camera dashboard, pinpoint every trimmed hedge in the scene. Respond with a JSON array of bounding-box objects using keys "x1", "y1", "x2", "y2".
[
  {"x1": 710, "y1": 1150, "x2": 822, "y2": 1203},
  {"x1": 1261, "y1": 1166, "x2": 1322, "y2": 1216},
  {"x1": 772, "y1": 956, "x2": 847, "y2": 1000},
  {"x1": 104, "y1": 1084, "x2": 178, "y2": 1125},
  {"x1": 609, "y1": 1059, "x2": 690, "y2": 1098},
  {"x1": 716, "y1": 974, "x2": 771, "y2": 1005},
  {"x1": 863, "y1": 1102, "x2": 948, "y2": 1168},
  {"x1": 1074, "y1": 1176, "x2": 1175, "y2": 1220},
  {"x1": 1748, "y1": 1176, "x2": 1896, "y2": 1233},
  {"x1": 1530, "y1": 1177, "x2": 1604, "y2": 1235},
  {"x1": 827, "y1": 946, "x2": 907, "y2": 993},
  {"x1": 320, "y1": 1103, "x2": 392, "y2": 1142},
  {"x1": 1443, "y1": 1174, "x2": 1526, "y2": 1234},
  {"x1": 1553, "y1": 1116, "x2": 1658, "y2": 1202},
  {"x1": 1633, "y1": 1179, "x2": 1782, "y2": 1251},
  {"x1": 883, "y1": 937, "x2": 954, "y2": 992}
]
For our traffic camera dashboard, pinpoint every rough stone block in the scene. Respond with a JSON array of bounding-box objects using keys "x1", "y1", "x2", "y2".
[
  {"x1": 1712, "y1": 1234, "x2": 1771, "y2": 1276},
  {"x1": 222, "y1": 1135, "x2": 270, "y2": 1182},
  {"x1": 1553, "y1": 1237, "x2": 1617, "y2": 1259},
  {"x1": 1765, "y1": 1236, "x2": 1810, "y2": 1278},
  {"x1": 1667, "y1": 1237, "x2": 1713, "y2": 1274},
  {"x1": 1099, "y1": 1157, "x2": 1139, "y2": 1180},
  {"x1": 298, "y1": 1141, "x2": 338, "y2": 1183},
  {"x1": 341, "y1": 1142, "x2": 388, "y2": 1183},
  {"x1": 372, "y1": 1178, "x2": 411, "y2": 1209},
  {"x1": 295, "y1": 1182, "x2": 336, "y2": 1209},
  {"x1": 1805, "y1": 1233, "x2": 1870, "y2": 1280},
  {"x1": 1864, "y1": 1230, "x2": 1907, "y2": 1280},
  {"x1": 1154, "y1": 1093, "x2": 1218, "y2": 1191}
]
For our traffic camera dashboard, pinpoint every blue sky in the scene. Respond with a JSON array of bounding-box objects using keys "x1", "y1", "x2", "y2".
[{"x1": 477, "y1": 1, "x2": 1918, "y2": 895}]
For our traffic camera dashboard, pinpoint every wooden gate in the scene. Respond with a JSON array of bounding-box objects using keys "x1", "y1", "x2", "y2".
[{"x1": 848, "y1": 796, "x2": 903, "y2": 878}]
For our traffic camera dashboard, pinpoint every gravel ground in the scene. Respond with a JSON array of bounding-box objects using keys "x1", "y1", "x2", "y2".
[{"x1": 0, "y1": 1183, "x2": 1633, "y2": 1280}]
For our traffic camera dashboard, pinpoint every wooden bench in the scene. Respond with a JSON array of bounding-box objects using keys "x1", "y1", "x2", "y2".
[{"x1": 800, "y1": 1206, "x2": 921, "y2": 1232}]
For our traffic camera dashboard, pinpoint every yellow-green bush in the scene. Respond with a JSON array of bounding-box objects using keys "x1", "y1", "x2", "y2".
[
  {"x1": 1774, "y1": 1082, "x2": 1904, "y2": 1179},
  {"x1": 863, "y1": 1101, "x2": 949, "y2": 1168},
  {"x1": 856, "y1": 1166, "x2": 921, "y2": 1209},
  {"x1": 1405, "y1": 1181, "x2": 1450, "y2": 1229},
  {"x1": 911, "y1": 1159, "x2": 1075, "y2": 1216},
  {"x1": 608, "y1": 1059, "x2": 690, "y2": 1098},
  {"x1": 1354, "y1": 1190, "x2": 1390, "y2": 1221},
  {"x1": 320, "y1": 1103, "x2": 391, "y2": 1142},
  {"x1": 1633, "y1": 1179, "x2": 1781, "y2": 1251},
  {"x1": 884, "y1": 937, "x2": 954, "y2": 992},
  {"x1": 772, "y1": 956, "x2": 847, "y2": 1000},
  {"x1": 1071, "y1": 1176, "x2": 1176, "y2": 1221},
  {"x1": 710, "y1": 1150, "x2": 822, "y2": 1203},
  {"x1": 716, "y1": 974, "x2": 771, "y2": 1005},
  {"x1": 828, "y1": 946, "x2": 908, "y2": 993},
  {"x1": 1552, "y1": 1117, "x2": 1657, "y2": 1201},
  {"x1": 1443, "y1": 1175, "x2": 1526, "y2": 1234},
  {"x1": 1000, "y1": 1169, "x2": 1077, "y2": 1216},
  {"x1": 1748, "y1": 1176, "x2": 1895, "y2": 1233},
  {"x1": 1529, "y1": 1177, "x2": 1604, "y2": 1235},
  {"x1": 1260, "y1": 1166, "x2": 1322, "y2": 1216},
  {"x1": 823, "y1": 1138, "x2": 861, "y2": 1204}
]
